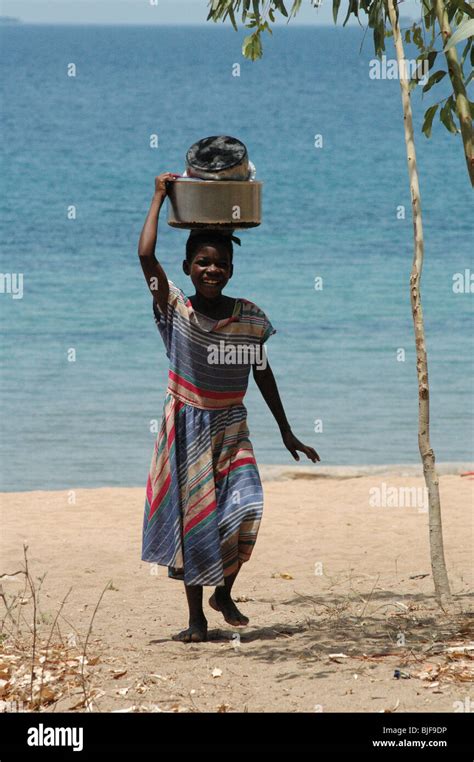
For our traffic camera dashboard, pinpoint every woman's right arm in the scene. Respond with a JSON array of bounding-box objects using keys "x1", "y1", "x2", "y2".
[{"x1": 138, "y1": 173, "x2": 179, "y2": 315}]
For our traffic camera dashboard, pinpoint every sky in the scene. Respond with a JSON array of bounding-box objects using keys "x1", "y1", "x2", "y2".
[{"x1": 1, "y1": 0, "x2": 419, "y2": 25}]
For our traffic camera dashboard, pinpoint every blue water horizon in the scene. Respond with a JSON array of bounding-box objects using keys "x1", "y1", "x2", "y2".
[{"x1": 0, "y1": 24, "x2": 472, "y2": 491}]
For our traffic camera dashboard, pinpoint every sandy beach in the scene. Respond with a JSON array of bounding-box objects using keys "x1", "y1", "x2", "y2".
[{"x1": 1, "y1": 465, "x2": 472, "y2": 713}]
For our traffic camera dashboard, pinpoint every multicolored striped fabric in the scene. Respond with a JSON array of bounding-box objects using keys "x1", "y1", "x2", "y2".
[{"x1": 141, "y1": 280, "x2": 276, "y2": 587}]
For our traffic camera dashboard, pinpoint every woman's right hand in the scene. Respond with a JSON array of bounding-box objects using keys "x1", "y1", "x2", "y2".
[{"x1": 154, "y1": 172, "x2": 180, "y2": 199}]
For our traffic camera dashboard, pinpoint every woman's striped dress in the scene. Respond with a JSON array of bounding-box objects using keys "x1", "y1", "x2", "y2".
[{"x1": 141, "y1": 280, "x2": 276, "y2": 587}]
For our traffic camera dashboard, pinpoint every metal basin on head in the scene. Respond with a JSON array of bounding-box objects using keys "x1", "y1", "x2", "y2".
[{"x1": 166, "y1": 178, "x2": 262, "y2": 230}]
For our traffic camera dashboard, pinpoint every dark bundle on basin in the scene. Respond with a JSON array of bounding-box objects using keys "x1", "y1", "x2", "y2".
[{"x1": 186, "y1": 136, "x2": 250, "y2": 180}]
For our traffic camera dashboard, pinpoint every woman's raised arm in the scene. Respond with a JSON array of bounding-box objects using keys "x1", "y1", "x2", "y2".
[{"x1": 138, "y1": 173, "x2": 179, "y2": 314}]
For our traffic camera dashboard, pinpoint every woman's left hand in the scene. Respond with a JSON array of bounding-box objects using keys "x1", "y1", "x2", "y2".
[{"x1": 282, "y1": 430, "x2": 320, "y2": 463}]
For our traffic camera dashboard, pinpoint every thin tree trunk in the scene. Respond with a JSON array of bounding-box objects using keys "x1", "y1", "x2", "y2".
[
  {"x1": 434, "y1": 0, "x2": 474, "y2": 187},
  {"x1": 386, "y1": 0, "x2": 454, "y2": 611}
]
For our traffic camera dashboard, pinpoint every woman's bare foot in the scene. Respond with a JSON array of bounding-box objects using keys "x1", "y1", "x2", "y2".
[
  {"x1": 172, "y1": 616, "x2": 208, "y2": 642},
  {"x1": 209, "y1": 588, "x2": 249, "y2": 626}
]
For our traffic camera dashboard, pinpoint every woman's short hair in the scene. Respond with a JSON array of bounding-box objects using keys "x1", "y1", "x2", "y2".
[{"x1": 185, "y1": 230, "x2": 238, "y2": 263}]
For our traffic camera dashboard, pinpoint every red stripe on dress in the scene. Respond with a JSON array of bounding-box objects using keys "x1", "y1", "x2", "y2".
[
  {"x1": 153, "y1": 454, "x2": 170, "y2": 487},
  {"x1": 161, "y1": 401, "x2": 180, "y2": 453},
  {"x1": 169, "y1": 387, "x2": 243, "y2": 409},
  {"x1": 167, "y1": 420, "x2": 176, "y2": 449},
  {"x1": 184, "y1": 498, "x2": 217, "y2": 535},
  {"x1": 169, "y1": 370, "x2": 243, "y2": 400},
  {"x1": 146, "y1": 474, "x2": 153, "y2": 504},
  {"x1": 149, "y1": 472, "x2": 171, "y2": 520},
  {"x1": 215, "y1": 456, "x2": 256, "y2": 482},
  {"x1": 187, "y1": 485, "x2": 215, "y2": 513}
]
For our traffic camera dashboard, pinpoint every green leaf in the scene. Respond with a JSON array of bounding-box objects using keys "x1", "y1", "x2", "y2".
[
  {"x1": 333, "y1": 0, "x2": 341, "y2": 24},
  {"x1": 289, "y1": 0, "x2": 303, "y2": 19},
  {"x1": 448, "y1": 1, "x2": 458, "y2": 21},
  {"x1": 422, "y1": 103, "x2": 439, "y2": 138},
  {"x1": 206, "y1": 0, "x2": 220, "y2": 22},
  {"x1": 440, "y1": 99, "x2": 459, "y2": 134},
  {"x1": 242, "y1": 31, "x2": 263, "y2": 60},
  {"x1": 209, "y1": 0, "x2": 226, "y2": 19},
  {"x1": 343, "y1": 0, "x2": 358, "y2": 26},
  {"x1": 368, "y1": 0, "x2": 381, "y2": 27},
  {"x1": 413, "y1": 24, "x2": 424, "y2": 50},
  {"x1": 443, "y1": 19, "x2": 474, "y2": 51},
  {"x1": 422, "y1": 0, "x2": 433, "y2": 29},
  {"x1": 460, "y1": 37, "x2": 472, "y2": 67},
  {"x1": 374, "y1": 24, "x2": 381, "y2": 58},
  {"x1": 409, "y1": 52, "x2": 432, "y2": 88},
  {"x1": 274, "y1": 0, "x2": 289, "y2": 17},
  {"x1": 373, "y1": 20, "x2": 387, "y2": 58},
  {"x1": 227, "y1": 5, "x2": 238, "y2": 31},
  {"x1": 252, "y1": 0, "x2": 261, "y2": 22},
  {"x1": 422, "y1": 69, "x2": 447, "y2": 93},
  {"x1": 427, "y1": 50, "x2": 438, "y2": 70},
  {"x1": 461, "y1": 1, "x2": 474, "y2": 18}
]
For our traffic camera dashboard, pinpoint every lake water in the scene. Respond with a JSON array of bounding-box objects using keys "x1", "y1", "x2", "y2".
[{"x1": 0, "y1": 24, "x2": 472, "y2": 490}]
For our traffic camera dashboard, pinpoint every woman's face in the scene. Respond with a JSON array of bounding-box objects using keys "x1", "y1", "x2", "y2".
[{"x1": 185, "y1": 244, "x2": 233, "y2": 298}]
